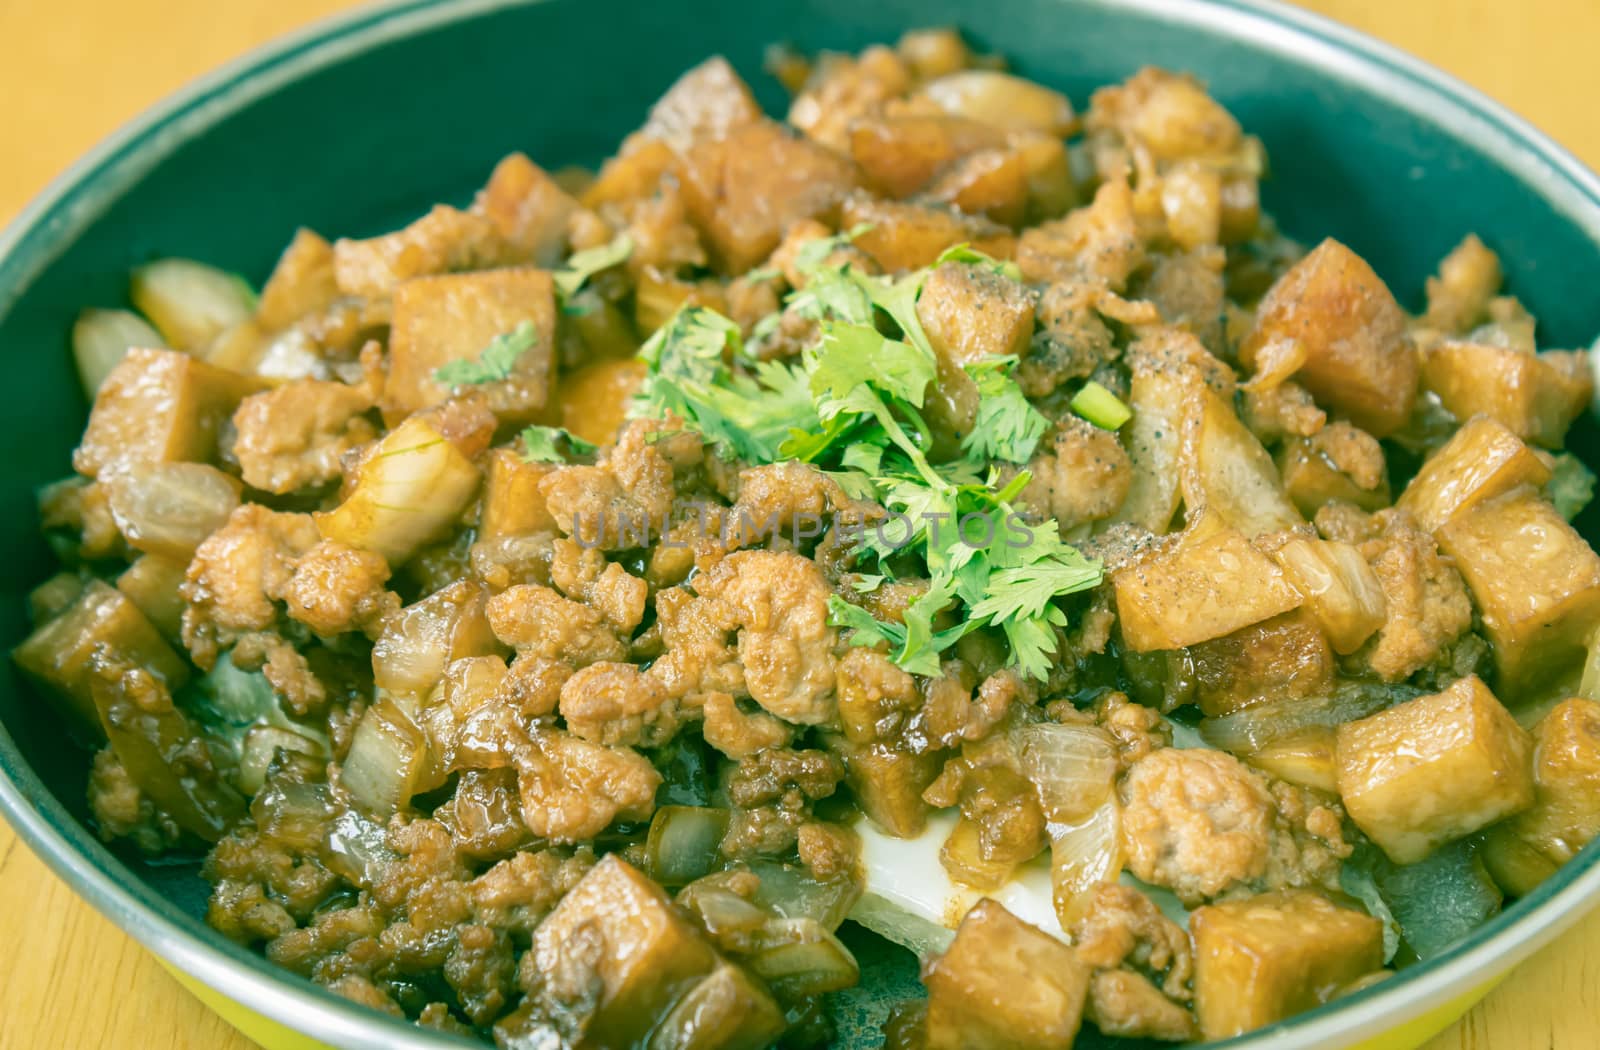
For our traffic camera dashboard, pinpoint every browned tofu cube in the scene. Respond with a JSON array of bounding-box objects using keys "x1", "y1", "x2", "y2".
[
  {"x1": 1113, "y1": 523, "x2": 1303, "y2": 652},
  {"x1": 827, "y1": 734, "x2": 940, "y2": 838},
  {"x1": 648, "y1": 961, "x2": 786, "y2": 1050},
  {"x1": 639, "y1": 56, "x2": 762, "y2": 152},
  {"x1": 1191, "y1": 891, "x2": 1383, "y2": 1040},
  {"x1": 73, "y1": 348, "x2": 266, "y2": 478},
  {"x1": 676, "y1": 118, "x2": 862, "y2": 274},
  {"x1": 1335, "y1": 675, "x2": 1534, "y2": 863},
  {"x1": 1421, "y1": 342, "x2": 1592, "y2": 449},
  {"x1": 1397, "y1": 415, "x2": 1552, "y2": 533},
  {"x1": 1190, "y1": 610, "x2": 1334, "y2": 716},
  {"x1": 332, "y1": 204, "x2": 513, "y2": 299},
  {"x1": 480, "y1": 448, "x2": 559, "y2": 539},
  {"x1": 554, "y1": 358, "x2": 647, "y2": 447},
  {"x1": 1269, "y1": 535, "x2": 1387, "y2": 655},
  {"x1": 843, "y1": 195, "x2": 1015, "y2": 273},
  {"x1": 1423, "y1": 233, "x2": 1502, "y2": 333},
  {"x1": 115, "y1": 554, "x2": 189, "y2": 642},
  {"x1": 472, "y1": 152, "x2": 579, "y2": 267},
  {"x1": 530, "y1": 855, "x2": 718, "y2": 1046},
  {"x1": 1241, "y1": 238, "x2": 1418, "y2": 437},
  {"x1": 385, "y1": 268, "x2": 557, "y2": 422},
  {"x1": 848, "y1": 113, "x2": 1003, "y2": 199},
  {"x1": 1436, "y1": 489, "x2": 1600, "y2": 689},
  {"x1": 13, "y1": 579, "x2": 189, "y2": 736},
  {"x1": 915, "y1": 262, "x2": 1035, "y2": 366},
  {"x1": 922, "y1": 899, "x2": 1090, "y2": 1050},
  {"x1": 256, "y1": 228, "x2": 338, "y2": 330},
  {"x1": 1482, "y1": 697, "x2": 1600, "y2": 895}
]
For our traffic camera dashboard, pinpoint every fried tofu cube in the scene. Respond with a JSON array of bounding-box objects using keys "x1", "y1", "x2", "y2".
[
  {"x1": 676, "y1": 118, "x2": 861, "y2": 274},
  {"x1": 1397, "y1": 415, "x2": 1552, "y2": 533},
  {"x1": 385, "y1": 267, "x2": 557, "y2": 422},
  {"x1": 1191, "y1": 891, "x2": 1383, "y2": 1040},
  {"x1": 1421, "y1": 342, "x2": 1593, "y2": 449},
  {"x1": 1113, "y1": 523, "x2": 1303, "y2": 652},
  {"x1": 1482, "y1": 697, "x2": 1600, "y2": 895},
  {"x1": 256, "y1": 228, "x2": 338, "y2": 331},
  {"x1": 73, "y1": 348, "x2": 266, "y2": 478},
  {"x1": 915, "y1": 261, "x2": 1035, "y2": 366},
  {"x1": 1436, "y1": 489, "x2": 1600, "y2": 689},
  {"x1": 827, "y1": 734, "x2": 940, "y2": 838},
  {"x1": 333, "y1": 204, "x2": 513, "y2": 299},
  {"x1": 1269, "y1": 536, "x2": 1387, "y2": 655},
  {"x1": 115, "y1": 554, "x2": 189, "y2": 642},
  {"x1": 640, "y1": 56, "x2": 762, "y2": 153},
  {"x1": 848, "y1": 113, "x2": 1003, "y2": 199},
  {"x1": 472, "y1": 152, "x2": 580, "y2": 268},
  {"x1": 1190, "y1": 610, "x2": 1334, "y2": 716},
  {"x1": 1335, "y1": 675, "x2": 1534, "y2": 863},
  {"x1": 649, "y1": 961, "x2": 786, "y2": 1050},
  {"x1": 13, "y1": 579, "x2": 189, "y2": 735},
  {"x1": 843, "y1": 195, "x2": 1015, "y2": 273},
  {"x1": 922, "y1": 899, "x2": 1090, "y2": 1050},
  {"x1": 479, "y1": 448, "x2": 558, "y2": 539},
  {"x1": 1242, "y1": 238, "x2": 1418, "y2": 437},
  {"x1": 530, "y1": 855, "x2": 718, "y2": 1046}
]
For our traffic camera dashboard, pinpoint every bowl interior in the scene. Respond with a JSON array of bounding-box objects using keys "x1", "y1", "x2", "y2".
[{"x1": 2, "y1": 0, "x2": 1598, "y2": 1046}]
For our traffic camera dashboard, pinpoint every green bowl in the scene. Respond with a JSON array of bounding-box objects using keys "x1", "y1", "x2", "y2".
[{"x1": 2, "y1": 1, "x2": 1598, "y2": 1047}]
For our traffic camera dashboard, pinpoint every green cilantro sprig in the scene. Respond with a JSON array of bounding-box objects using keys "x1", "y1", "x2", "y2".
[
  {"x1": 628, "y1": 236, "x2": 1104, "y2": 681},
  {"x1": 520, "y1": 425, "x2": 599, "y2": 464},
  {"x1": 555, "y1": 233, "x2": 634, "y2": 316},
  {"x1": 433, "y1": 321, "x2": 537, "y2": 386}
]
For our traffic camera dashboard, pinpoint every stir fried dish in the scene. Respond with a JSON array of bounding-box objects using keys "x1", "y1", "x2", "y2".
[{"x1": 17, "y1": 26, "x2": 1600, "y2": 1049}]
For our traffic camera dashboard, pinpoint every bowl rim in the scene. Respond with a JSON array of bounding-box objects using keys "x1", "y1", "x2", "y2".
[{"x1": 2, "y1": 0, "x2": 1598, "y2": 1047}]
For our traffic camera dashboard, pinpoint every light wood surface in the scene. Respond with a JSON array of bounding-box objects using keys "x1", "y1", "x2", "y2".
[{"x1": 2, "y1": 1, "x2": 1599, "y2": 1048}]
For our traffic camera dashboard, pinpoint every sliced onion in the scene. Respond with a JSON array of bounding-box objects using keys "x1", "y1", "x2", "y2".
[
  {"x1": 315, "y1": 415, "x2": 483, "y2": 566},
  {"x1": 1200, "y1": 680, "x2": 1421, "y2": 753},
  {"x1": 745, "y1": 918, "x2": 861, "y2": 999},
  {"x1": 130, "y1": 258, "x2": 256, "y2": 352},
  {"x1": 746, "y1": 859, "x2": 861, "y2": 933},
  {"x1": 1048, "y1": 798, "x2": 1122, "y2": 930},
  {"x1": 236, "y1": 725, "x2": 326, "y2": 796},
  {"x1": 249, "y1": 773, "x2": 333, "y2": 853},
  {"x1": 918, "y1": 71, "x2": 1076, "y2": 137},
  {"x1": 102, "y1": 462, "x2": 241, "y2": 560},
  {"x1": 73, "y1": 308, "x2": 165, "y2": 397},
  {"x1": 341, "y1": 697, "x2": 432, "y2": 815},
  {"x1": 323, "y1": 806, "x2": 398, "y2": 887},
  {"x1": 646, "y1": 805, "x2": 731, "y2": 887},
  {"x1": 371, "y1": 580, "x2": 499, "y2": 702},
  {"x1": 1014, "y1": 721, "x2": 1118, "y2": 824}
]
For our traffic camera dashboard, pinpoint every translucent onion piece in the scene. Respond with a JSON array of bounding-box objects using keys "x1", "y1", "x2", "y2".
[
  {"x1": 1272, "y1": 535, "x2": 1388, "y2": 655},
  {"x1": 102, "y1": 461, "x2": 241, "y2": 560},
  {"x1": 918, "y1": 71, "x2": 1075, "y2": 137},
  {"x1": 323, "y1": 806, "x2": 399, "y2": 887},
  {"x1": 645, "y1": 805, "x2": 731, "y2": 887},
  {"x1": 745, "y1": 918, "x2": 861, "y2": 999},
  {"x1": 130, "y1": 258, "x2": 256, "y2": 352},
  {"x1": 236, "y1": 724, "x2": 326, "y2": 796},
  {"x1": 72, "y1": 308, "x2": 164, "y2": 397},
  {"x1": 1048, "y1": 798, "x2": 1122, "y2": 931},
  {"x1": 315, "y1": 415, "x2": 483, "y2": 565},
  {"x1": 341, "y1": 697, "x2": 431, "y2": 815},
  {"x1": 1200, "y1": 680, "x2": 1421, "y2": 754},
  {"x1": 745, "y1": 859, "x2": 861, "y2": 933},
  {"x1": 1015, "y1": 721, "x2": 1118, "y2": 824},
  {"x1": 371, "y1": 580, "x2": 498, "y2": 702}
]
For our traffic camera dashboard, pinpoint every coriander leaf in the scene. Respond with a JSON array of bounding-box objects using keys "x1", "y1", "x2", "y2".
[
  {"x1": 1070, "y1": 380, "x2": 1133, "y2": 430},
  {"x1": 828, "y1": 595, "x2": 906, "y2": 650},
  {"x1": 851, "y1": 574, "x2": 887, "y2": 593},
  {"x1": 795, "y1": 222, "x2": 875, "y2": 270},
  {"x1": 1548, "y1": 452, "x2": 1596, "y2": 520},
  {"x1": 935, "y1": 242, "x2": 1023, "y2": 282},
  {"x1": 809, "y1": 321, "x2": 936, "y2": 410},
  {"x1": 970, "y1": 556, "x2": 1102, "y2": 624},
  {"x1": 553, "y1": 233, "x2": 634, "y2": 301},
  {"x1": 1000, "y1": 609, "x2": 1067, "y2": 682},
  {"x1": 633, "y1": 304, "x2": 818, "y2": 463},
  {"x1": 520, "y1": 425, "x2": 598, "y2": 464},
  {"x1": 963, "y1": 366, "x2": 1048, "y2": 464},
  {"x1": 433, "y1": 322, "x2": 537, "y2": 386},
  {"x1": 897, "y1": 571, "x2": 959, "y2": 677}
]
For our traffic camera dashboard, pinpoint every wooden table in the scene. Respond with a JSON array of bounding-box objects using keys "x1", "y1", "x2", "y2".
[{"x1": 2, "y1": 0, "x2": 1598, "y2": 1047}]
